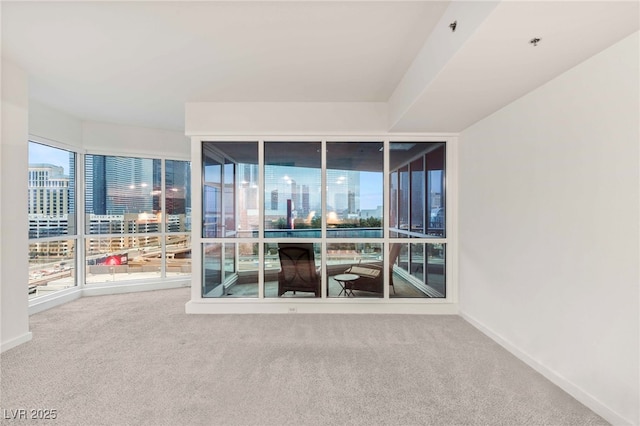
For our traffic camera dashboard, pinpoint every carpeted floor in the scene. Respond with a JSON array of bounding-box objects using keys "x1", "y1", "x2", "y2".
[{"x1": 1, "y1": 288, "x2": 606, "y2": 426}]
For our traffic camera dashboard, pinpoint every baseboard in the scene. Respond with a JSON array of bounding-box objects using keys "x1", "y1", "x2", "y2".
[
  {"x1": 186, "y1": 299, "x2": 459, "y2": 315},
  {"x1": 460, "y1": 311, "x2": 634, "y2": 426},
  {"x1": 29, "y1": 287, "x2": 82, "y2": 315},
  {"x1": 82, "y1": 279, "x2": 190, "y2": 297},
  {"x1": 1, "y1": 332, "x2": 33, "y2": 353}
]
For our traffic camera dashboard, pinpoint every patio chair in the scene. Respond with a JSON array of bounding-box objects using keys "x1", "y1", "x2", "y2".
[
  {"x1": 342, "y1": 243, "x2": 401, "y2": 295},
  {"x1": 277, "y1": 243, "x2": 321, "y2": 297}
]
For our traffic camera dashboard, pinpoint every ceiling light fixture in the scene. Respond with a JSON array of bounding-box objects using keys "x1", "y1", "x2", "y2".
[
  {"x1": 449, "y1": 21, "x2": 457, "y2": 32},
  {"x1": 529, "y1": 37, "x2": 541, "y2": 46}
]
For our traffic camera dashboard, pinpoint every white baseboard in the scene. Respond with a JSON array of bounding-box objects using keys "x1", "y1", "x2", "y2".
[
  {"x1": 1, "y1": 331, "x2": 33, "y2": 353},
  {"x1": 29, "y1": 287, "x2": 82, "y2": 315},
  {"x1": 28, "y1": 280, "x2": 190, "y2": 315},
  {"x1": 460, "y1": 311, "x2": 634, "y2": 426},
  {"x1": 186, "y1": 299, "x2": 459, "y2": 315},
  {"x1": 82, "y1": 279, "x2": 190, "y2": 297}
]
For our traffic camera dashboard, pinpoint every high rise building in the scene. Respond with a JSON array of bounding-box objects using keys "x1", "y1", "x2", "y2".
[
  {"x1": 301, "y1": 185, "x2": 310, "y2": 215},
  {"x1": 28, "y1": 163, "x2": 71, "y2": 238},
  {"x1": 28, "y1": 164, "x2": 69, "y2": 216},
  {"x1": 85, "y1": 155, "x2": 157, "y2": 215}
]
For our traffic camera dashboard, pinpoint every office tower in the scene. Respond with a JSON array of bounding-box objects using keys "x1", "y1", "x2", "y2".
[
  {"x1": 86, "y1": 155, "x2": 157, "y2": 215},
  {"x1": 302, "y1": 185, "x2": 310, "y2": 215}
]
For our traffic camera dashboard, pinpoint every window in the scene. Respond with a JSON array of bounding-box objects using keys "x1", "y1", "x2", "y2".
[
  {"x1": 389, "y1": 142, "x2": 446, "y2": 298},
  {"x1": 264, "y1": 141, "x2": 322, "y2": 238},
  {"x1": 84, "y1": 155, "x2": 192, "y2": 284},
  {"x1": 28, "y1": 142, "x2": 77, "y2": 298},
  {"x1": 200, "y1": 140, "x2": 447, "y2": 300},
  {"x1": 202, "y1": 142, "x2": 259, "y2": 297},
  {"x1": 165, "y1": 160, "x2": 192, "y2": 278},
  {"x1": 326, "y1": 142, "x2": 383, "y2": 238}
]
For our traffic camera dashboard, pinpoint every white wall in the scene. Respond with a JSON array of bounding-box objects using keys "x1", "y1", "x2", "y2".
[
  {"x1": 83, "y1": 120, "x2": 191, "y2": 159},
  {"x1": 29, "y1": 100, "x2": 83, "y2": 149},
  {"x1": 28, "y1": 103, "x2": 189, "y2": 158},
  {"x1": 1, "y1": 60, "x2": 32, "y2": 352},
  {"x1": 458, "y1": 32, "x2": 639, "y2": 425},
  {"x1": 185, "y1": 102, "x2": 388, "y2": 135}
]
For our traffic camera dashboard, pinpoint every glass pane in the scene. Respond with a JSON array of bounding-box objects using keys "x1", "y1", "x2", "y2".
[
  {"x1": 410, "y1": 158, "x2": 424, "y2": 233},
  {"x1": 28, "y1": 240, "x2": 75, "y2": 298},
  {"x1": 326, "y1": 142, "x2": 383, "y2": 238},
  {"x1": 389, "y1": 142, "x2": 446, "y2": 238},
  {"x1": 224, "y1": 161, "x2": 235, "y2": 236},
  {"x1": 86, "y1": 236, "x2": 161, "y2": 283},
  {"x1": 225, "y1": 242, "x2": 235, "y2": 274},
  {"x1": 202, "y1": 243, "x2": 222, "y2": 296},
  {"x1": 264, "y1": 142, "x2": 321, "y2": 238},
  {"x1": 204, "y1": 242, "x2": 257, "y2": 297},
  {"x1": 28, "y1": 142, "x2": 76, "y2": 237},
  {"x1": 266, "y1": 242, "x2": 321, "y2": 298},
  {"x1": 165, "y1": 160, "x2": 191, "y2": 233},
  {"x1": 326, "y1": 242, "x2": 383, "y2": 298},
  {"x1": 226, "y1": 242, "x2": 259, "y2": 297},
  {"x1": 85, "y1": 155, "x2": 161, "y2": 234},
  {"x1": 426, "y1": 144, "x2": 446, "y2": 237},
  {"x1": 390, "y1": 242, "x2": 445, "y2": 298},
  {"x1": 427, "y1": 243, "x2": 446, "y2": 297},
  {"x1": 203, "y1": 142, "x2": 259, "y2": 238},
  {"x1": 390, "y1": 171, "x2": 398, "y2": 231},
  {"x1": 399, "y1": 165, "x2": 409, "y2": 232},
  {"x1": 166, "y1": 234, "x2": 191, "y2": 277},
  {"x1": 203, "y1": 148, "x2": 222, "y2": 238}
]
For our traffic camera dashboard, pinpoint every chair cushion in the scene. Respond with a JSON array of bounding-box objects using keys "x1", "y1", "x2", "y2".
[{"x1": 348, "y1": 266, "x2": 380, "y2": 279}]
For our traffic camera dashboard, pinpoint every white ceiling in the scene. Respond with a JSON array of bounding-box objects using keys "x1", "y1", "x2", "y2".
[{"x1": 2, "y1": 1, "x2": 638, "y2": 133}]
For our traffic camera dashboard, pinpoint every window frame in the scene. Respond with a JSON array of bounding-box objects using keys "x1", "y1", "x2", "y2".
[
  {"x1": 28, "y1": 137, "x2": 193, "y2": 309},
  {"x1": 191, "y1": 135, "x2": 457, "y2": 309}
]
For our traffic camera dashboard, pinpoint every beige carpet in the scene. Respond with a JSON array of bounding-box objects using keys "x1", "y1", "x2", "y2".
[{"x1": 1, "y1": 288, "x2": 606, "y2": 426}]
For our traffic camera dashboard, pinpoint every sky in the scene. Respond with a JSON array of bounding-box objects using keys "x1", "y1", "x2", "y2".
[{"x1": 29, "y1": 142, "x2": 73, "y2": 174}]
